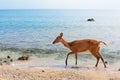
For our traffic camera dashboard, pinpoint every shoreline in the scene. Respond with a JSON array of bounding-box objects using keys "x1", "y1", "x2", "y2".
[{"x1": 0, "y1": 47, "x2": 120, "y2": 80}]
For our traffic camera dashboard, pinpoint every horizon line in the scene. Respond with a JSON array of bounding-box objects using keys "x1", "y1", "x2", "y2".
[{"x1": 0, "y1": 8, "x2": 120, "y2": 10}]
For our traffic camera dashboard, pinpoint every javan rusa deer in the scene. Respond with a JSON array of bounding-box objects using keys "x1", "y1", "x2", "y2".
[{"x1": 53, "y1": 32, "x2": 107, "y2": 68}]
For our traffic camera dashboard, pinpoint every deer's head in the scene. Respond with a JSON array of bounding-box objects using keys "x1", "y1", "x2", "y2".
[{"x1": 52, "y1": 32, "x2": 63, "y2": 44}]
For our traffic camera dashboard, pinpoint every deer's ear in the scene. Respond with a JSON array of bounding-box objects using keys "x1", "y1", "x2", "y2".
[{"x1": 60, "y1": 32, "x2": 63, "y2": 37}]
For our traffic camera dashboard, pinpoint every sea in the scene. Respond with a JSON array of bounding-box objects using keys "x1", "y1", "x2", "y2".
[{"x1": 0, "y1": 9, "x2": 120, "y2": 63}]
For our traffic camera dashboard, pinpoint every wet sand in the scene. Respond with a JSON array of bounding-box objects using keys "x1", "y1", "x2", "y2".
[{"x1": 0, "y1": 57, "x2": 120, "y2": 80}]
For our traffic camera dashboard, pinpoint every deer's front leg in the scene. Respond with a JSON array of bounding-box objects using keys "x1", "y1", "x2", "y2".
[
  {"x1": 75, "y1": 53, "x2": 78, "y2": 65},
  {"x1": 65, "y1": 52, "x2": 74, "y2": 66}
]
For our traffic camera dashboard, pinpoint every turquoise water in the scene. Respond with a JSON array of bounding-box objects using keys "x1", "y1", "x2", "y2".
[
  {"x1": 0, "y1": 9, "x2": 120, "y2": 53},
  {"x1": 0, "y1": 9, "x2": 120, "y2": 65}
]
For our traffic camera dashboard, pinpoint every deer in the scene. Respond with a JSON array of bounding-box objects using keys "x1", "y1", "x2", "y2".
[{"x1": 52, "y1": 32, "x2": 107, "y2": 68}]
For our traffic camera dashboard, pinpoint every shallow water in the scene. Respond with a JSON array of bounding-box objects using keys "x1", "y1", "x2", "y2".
[
  {"x1": 9, "y1": 56, "x2": 120, "y2": 74},
  {"x1": 0, "y1": 9, "x2": 120, "y2": 64}
]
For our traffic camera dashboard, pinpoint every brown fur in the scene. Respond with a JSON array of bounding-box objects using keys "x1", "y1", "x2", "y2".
[{"x1": 53, "y1": 32, "x2": 107, "y2": 68}]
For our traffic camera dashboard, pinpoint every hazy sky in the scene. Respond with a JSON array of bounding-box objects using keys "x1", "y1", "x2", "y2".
[{"x1": 0, "y1": 0, "x2": 120, "y2": 9}]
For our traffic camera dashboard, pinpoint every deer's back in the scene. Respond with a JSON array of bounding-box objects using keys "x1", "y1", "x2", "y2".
[{"x1": 69, "y1": 39, "x2": 99, "y2": 52}]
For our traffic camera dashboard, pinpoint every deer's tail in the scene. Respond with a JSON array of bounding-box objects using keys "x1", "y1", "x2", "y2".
[{"x1": 99, "y1": 41, "x2": 108, "y2": 46}]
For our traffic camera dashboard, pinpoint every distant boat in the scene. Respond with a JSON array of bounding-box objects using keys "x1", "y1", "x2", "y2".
[{"x1": 87, "y1": 18, "x2": 95, "y2": 22}]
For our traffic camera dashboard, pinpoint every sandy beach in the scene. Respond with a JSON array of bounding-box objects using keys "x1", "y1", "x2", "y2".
[
  {"x1": 0, "y1": 9, "x2": 120, "y2": 80},
  {"x1": 0, "y1": 57, "x2": 120, "y2": 80},
  {"x1": 0, "y1": 66, "x2": 120, "y2": 80}
]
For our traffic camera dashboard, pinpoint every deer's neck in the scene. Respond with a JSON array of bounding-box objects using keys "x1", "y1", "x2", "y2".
[{"x1": 61, "y1": 38, "x2": 70, "y2": 49}]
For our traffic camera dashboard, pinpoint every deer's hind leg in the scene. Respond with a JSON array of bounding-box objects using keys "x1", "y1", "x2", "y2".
[
  {"x1": 95, "y1": 55, "x2": 100, "y2": 67},
  {"x1": 90, "y1": 47, "x2": 101, "y2": 67},
  {"x1": 95, "y1": 47, "x2": 106, "y2": 68},
  {"x1": 97, "y1": 52, "x2": 106, "y2": 68},
  {"x1": 96, "y1": 47, "x2": 106, "y2": 68},
  {"x1": 91, "y1": 51, "x2": 100, "y2": 67}
]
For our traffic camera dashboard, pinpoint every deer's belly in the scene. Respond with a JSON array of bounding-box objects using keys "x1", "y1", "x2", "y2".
[{"x1": 70, "y1": 45, "x2": 89, "y2": 52}]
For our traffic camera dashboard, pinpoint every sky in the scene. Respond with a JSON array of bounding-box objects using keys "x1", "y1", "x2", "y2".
[{"x1": 0, "y1": 0, "x2": 120, "y2": 9}]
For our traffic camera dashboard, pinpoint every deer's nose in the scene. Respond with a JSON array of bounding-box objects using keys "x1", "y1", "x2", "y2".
[{"x1": 52, "y1": 41, "x2": 55, "y2": 44}]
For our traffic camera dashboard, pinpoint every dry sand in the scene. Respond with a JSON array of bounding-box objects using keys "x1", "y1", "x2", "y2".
[
  {"x1": 0, "y1": 58, "x2": 120, "y2": 80},
  {"x1": 0, "y1": 66, "x2": 120, "y2": 80}
]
